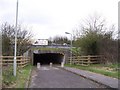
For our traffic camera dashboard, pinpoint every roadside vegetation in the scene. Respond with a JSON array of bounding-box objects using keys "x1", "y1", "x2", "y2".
[
  {"x1": 2, "y1": 64, "x2": 32, "y2": 88},
  {"x1": 64, "y1": 14, "x2": 119, "y2": 79},
  {"x1": 1, "y1": 22, "x2": 33, "y2": 88},
  {"x1": 71, "y1": 15, "x2": 118, "y2": 64},
  {"x1": 1, "y1": 23, "x2": 32, "y2": 56},
  {"x1": 65, "y1": 64, "x2": 120, "y2": 79}
]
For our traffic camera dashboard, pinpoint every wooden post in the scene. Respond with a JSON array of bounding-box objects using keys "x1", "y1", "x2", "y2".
[
  {"x1": 77, "y1": 56, "x2": 79, "y2": 65},
  {"x1": 23, "y1": 56, "x2": 24, "y2": 67},
  {"x1": 25, "y1": 57, "x2": 26, "y2": 67},
  {"x1": 20, "y1": 56, "x2": 22, "y2": 68},
  {"x1": 24, "y1": 57, "x2": 26, "y2": 67},
  {"x1": 88, "y1": 55, "x2": 91, "y2": 65},
  {"x1": 82, "y1": 57, "x2": 83, "y2": 65}
]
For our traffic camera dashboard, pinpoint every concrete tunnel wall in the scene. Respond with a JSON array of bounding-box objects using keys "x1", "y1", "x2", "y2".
[{"x1": 33, "y1": 53, "x2": 64, "y2": 65}]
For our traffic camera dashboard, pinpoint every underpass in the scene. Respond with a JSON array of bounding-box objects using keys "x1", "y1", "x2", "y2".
[
  {"x1": 33, "y1": 53, "x2": 64, "y2": 65},
  {"x1": 25, "y1": 45, "x2": 70, "y2": 66},
  {"x1": 27, "y1": 46, "x2": 108, "y2": 88},
  {"x1": 26, "y1": 43, "x2": 117, "y2": 89}
]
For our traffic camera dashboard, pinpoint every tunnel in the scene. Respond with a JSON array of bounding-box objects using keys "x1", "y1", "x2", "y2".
[{"x1": 33, "y1": 53, "x2": 64, "y2": 65}]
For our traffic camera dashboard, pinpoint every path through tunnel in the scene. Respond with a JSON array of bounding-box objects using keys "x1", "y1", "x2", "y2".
[{"x1": 33, "y1": 53, "x2": 64, "y2": 65}]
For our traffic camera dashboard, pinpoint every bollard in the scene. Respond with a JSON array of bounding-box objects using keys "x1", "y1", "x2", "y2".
[
  {"x1": 37, "y1": 63, "x2": 40, "y2": 69},
  {"x1": 61, "y1": 62, "x2": 64, "y2": 67},
  {"x1": 50, "y1": 62, "x2": 52, "y2": 67}
]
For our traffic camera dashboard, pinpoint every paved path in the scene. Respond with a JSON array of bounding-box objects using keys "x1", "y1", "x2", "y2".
[
  {"x1": 29, "y1": 66, "x2": 107, "y2": 88},
  {"x1": 63, "y1": 67, "x2": 119, "y2": 89}
]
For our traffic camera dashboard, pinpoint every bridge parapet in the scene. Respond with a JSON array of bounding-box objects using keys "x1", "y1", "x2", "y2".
[{"x1": 24, "y1": 46, "x2": 71, "y2": 65}]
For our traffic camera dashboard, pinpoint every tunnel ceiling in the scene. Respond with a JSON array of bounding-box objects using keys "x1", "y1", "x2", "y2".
[{"x1": 33, "y1": 53, "x2": 64, "y2": 65}]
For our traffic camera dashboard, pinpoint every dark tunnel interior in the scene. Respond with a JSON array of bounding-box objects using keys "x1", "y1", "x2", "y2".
[{"x1": 33, "y1": 53, "x2": 64, "y2": 65}]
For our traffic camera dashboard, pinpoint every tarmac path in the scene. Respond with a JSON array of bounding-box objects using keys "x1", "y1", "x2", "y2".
[{"x1": 29, "y1": 66, "x2": 107, "y2": 88}]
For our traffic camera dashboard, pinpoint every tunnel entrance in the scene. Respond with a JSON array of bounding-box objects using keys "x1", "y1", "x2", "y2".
[{"x1": 33, "y1": 53, "x2": 64, "y2": 65}]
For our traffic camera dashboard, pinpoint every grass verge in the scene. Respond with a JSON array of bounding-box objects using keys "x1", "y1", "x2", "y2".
[
  {"x1": 2, "y1": 64, "x2": 32, "y2": 88},
  {"x1": 65, "y1": 64, "x2": 120, "y2": 79}
]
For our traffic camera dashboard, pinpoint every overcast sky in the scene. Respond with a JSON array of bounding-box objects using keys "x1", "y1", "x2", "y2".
[{"x1": 0, "y1": 0, "x2": 119, "y2": 40}]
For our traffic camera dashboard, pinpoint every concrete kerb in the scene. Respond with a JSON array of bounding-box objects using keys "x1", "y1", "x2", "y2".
[
  {"x1": 25, "y1": 66, "x2": 32, "y2": 88},
  {"x1": 58, "y1": 66, "x2": 116, "y2": 89}
]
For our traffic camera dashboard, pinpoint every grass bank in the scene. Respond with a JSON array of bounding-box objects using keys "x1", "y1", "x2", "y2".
[
  {"x1": 65, "y1": 64, "x2": 120, "y2": 79},
  {"x1": 2, "y1": 64, "x2": 32, "y2": 88}
]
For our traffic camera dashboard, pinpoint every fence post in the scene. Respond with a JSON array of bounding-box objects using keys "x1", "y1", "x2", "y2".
[
  {"x1": 70, "y1": 57, "x2": 72, "y2": 65},
  {"x1": 20, "y1": 56, "x2": 22, "y2": 68},
  {"x1": 24, "y1": 56, "x2": 27, "y2": 66},
  {"x1": 88, "y1": 55, "x2": 91, "y2": 65},
  {"x1": 69, "y1": 57, "x2": 71, "y2": 64},
  {"x1": 25, "y1": 57, "x2": 26, "y2": 66},
  {"x1": 22, "y1": 56, "x2": 25, "y2": 68},
  {"x1": 81, "y1": 56, "x2": 83, "y2": 65},
  {"x1": 100, "y1": 55, "x2": 102, "y2": 64}
]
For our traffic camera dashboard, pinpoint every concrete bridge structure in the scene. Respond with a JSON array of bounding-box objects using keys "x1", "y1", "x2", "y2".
[{"x1": 24, "y1": 45, "x2": 71, "y2": 66}]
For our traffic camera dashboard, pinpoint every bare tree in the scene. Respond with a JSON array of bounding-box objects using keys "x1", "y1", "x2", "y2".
[
  {"x1": 1, "y1": 22, "x2": 32, "y2": 56},
  {"x1": 73, "y1": 14, "x2": 118, "y2": 64}
]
